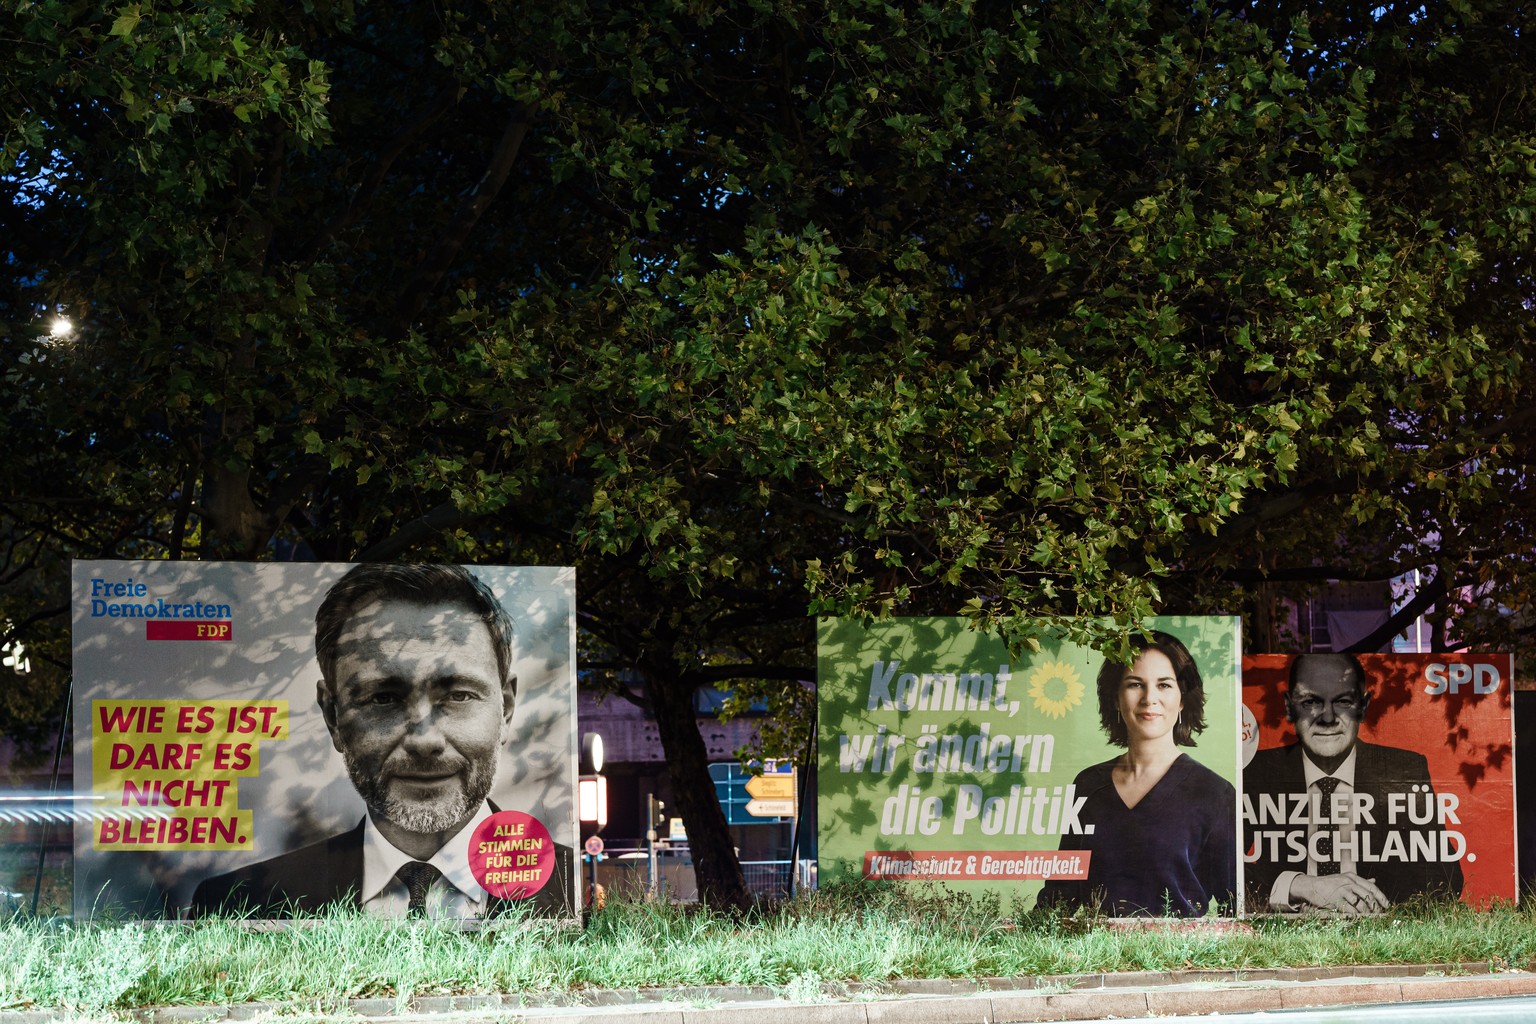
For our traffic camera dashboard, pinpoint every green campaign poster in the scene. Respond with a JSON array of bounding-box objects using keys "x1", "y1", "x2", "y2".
[{"x1": 817, "y1": 616, "x2": 1241, "y2": 916}]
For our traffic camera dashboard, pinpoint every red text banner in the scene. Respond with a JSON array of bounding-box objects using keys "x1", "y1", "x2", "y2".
[
  {"x1": 862, "y1": 849, "x2": 1090, "y2": 881},
  {"x1": 146, "y1": 621, "x2": 233, "y2": 641}
]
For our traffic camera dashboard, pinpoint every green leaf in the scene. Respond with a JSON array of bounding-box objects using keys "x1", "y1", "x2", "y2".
[{"x1": 109, "y1": 7, "x2": 142, "y2": 36}]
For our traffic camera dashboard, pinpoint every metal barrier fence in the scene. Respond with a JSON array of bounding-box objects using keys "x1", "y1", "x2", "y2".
[
  {"x1": 739, "y1": 859, "x2": 792, "y2": 900},
  {"x1": 587, "y1": 848, "x2": 811, "y2": 902}
]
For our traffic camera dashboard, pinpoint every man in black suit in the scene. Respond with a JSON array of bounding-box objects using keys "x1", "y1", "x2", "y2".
[
  {"x1": 191, "y1": 563, "x2": 573, "y2": 919},
  {"x1": 1244, "y1": 653, "x2": 1464, "y2": 913}
]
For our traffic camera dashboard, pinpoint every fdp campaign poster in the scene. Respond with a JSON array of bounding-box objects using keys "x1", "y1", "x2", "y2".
[
  {"x1": 818, "y1": 617, "x2": 1242, "y2": 916},
  {"x1": 1242, "y1": 654, "x2": 1516, "y2": 910},
  {"x1": 72, "y1": 561, "x2": 578, "y2": 920}
]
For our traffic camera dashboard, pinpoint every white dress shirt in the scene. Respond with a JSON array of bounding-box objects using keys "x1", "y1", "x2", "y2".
[
  {"x1": 358, "y1": 802, "x2": 494, "y2": 918},
  {"x1": 1270, "y1": 748, "x2": 1359, "y2": 907}
]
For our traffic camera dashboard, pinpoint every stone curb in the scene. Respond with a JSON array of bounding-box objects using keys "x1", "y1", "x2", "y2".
[{"x1": 1, "y1": 962, "x2": 1526, "y2": 1023}]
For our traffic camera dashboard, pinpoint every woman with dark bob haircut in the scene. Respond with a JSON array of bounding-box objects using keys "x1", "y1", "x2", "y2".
[{"x1": 1037, "y1": 631, "x2": 1236, "y2": 916}]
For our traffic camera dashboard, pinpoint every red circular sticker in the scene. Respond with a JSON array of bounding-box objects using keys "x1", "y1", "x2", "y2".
[{"x1": 467, "y1": 810, "x2": 554, "y2": 899}]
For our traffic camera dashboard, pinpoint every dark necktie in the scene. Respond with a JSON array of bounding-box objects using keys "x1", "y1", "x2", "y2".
[
  {"x1": 397, "y1": 861, "x2": 441, "y2": 917},
  {"x1": 1315, "y1": 776, "x2": 1341, "y2": 876}
]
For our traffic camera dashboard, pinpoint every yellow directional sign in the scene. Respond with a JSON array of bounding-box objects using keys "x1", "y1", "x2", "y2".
[
  {"x1": 744, "y1": 772, "x2": 796, "y2": 801},
  {"x1": 745, "y1": 798, "x2": 797, "y2": 818}
]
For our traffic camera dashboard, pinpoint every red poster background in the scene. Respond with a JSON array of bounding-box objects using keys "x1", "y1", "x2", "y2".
[{"x1": 1243, "y1": 654, "x2": 1516, "y2": 906}]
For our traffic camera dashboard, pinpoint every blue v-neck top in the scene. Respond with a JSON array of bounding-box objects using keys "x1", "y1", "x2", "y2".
[{"x1": 1037, "y1": 753, "x2": 1236, "y2": 917}]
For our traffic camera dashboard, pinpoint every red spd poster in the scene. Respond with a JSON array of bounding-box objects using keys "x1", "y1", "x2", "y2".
[{"x1": 1242, "y1": 654, "x2": 1514, "y2": 912}]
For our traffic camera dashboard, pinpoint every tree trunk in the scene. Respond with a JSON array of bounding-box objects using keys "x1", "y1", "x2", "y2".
[
  {"x1": 644, "y1": 670, "x2": 752, "y2": 911},
  {"x1": 1252, "y1": 581, "x2": 1277, "y2": 654}
]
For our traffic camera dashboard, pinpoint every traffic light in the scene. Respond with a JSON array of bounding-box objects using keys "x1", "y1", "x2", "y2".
[{"x1": 648, "y1": 794, "x2": 666, "y2": 829}]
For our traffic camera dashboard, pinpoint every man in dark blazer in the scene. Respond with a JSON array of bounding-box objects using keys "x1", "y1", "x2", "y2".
[
  {"x1": 191, "y1": 564, "x2": 574, "y2": 919},
  {"x1": 188, "y1": 807, "x2": 574, "y2": 918},
  {"x1": 1244, "y1": 653, "x2": 1464, "y2": 913}
]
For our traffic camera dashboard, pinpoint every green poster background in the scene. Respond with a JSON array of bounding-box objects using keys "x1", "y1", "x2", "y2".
[{"x1": 817, "y1": 616, "x2": 1240, "y2": 913}]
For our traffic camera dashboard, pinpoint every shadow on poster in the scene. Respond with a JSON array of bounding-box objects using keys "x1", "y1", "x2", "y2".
[
  {"x1": 71, "y1": 561, "x2": 577, "y2": 921},
  {"x1": 818, "y1": 616, "x2": 1242, "y2": 917},
  {"x1": 1242, "y1": 653, "x2": 1515, "y2": 913}
]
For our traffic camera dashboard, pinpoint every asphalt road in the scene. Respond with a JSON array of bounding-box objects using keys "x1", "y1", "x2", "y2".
[{"x1": 1068, "y1": 994, "x2": 1536, "y2": 1024}]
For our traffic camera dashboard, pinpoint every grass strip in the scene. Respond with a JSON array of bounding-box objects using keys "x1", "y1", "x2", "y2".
[{"x1": 1, "y1": 883, "x2": 1531, "y2": 1014}]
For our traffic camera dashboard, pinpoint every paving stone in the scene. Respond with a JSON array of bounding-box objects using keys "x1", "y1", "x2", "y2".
[
  {"x1": 815, "y1": 983, "x2": 872, "y2": 1003},
  {"x1": 838, "y1": 982, "x2": 888, "y2": 1000},
  {"x1": 891, "y1": 979, "x2": 972, "y2": 997},
  {"x1": 545, "y1": 987, "x2": 756, "y2": 1008},
  {"x1": 439, "y1": 994, "x2": 506, "y2": 1012},
  {"x1": 631, "y1": 989, "x2": 691, "y2": 1004},
  {"x1": 350, "y1": 997, "x2": 405, "y2": 1017},
  {"x1": 408, "y1": 996, "x2": 454, "y2": 1014},
  {"x1": 683, "y1": 1003, "x2": 865, "y2": 1024},
  {"x1": 1043, "y1": 990, "x2": 1149, "y2": 1020},
  {"x1": 864, "y1": 996, "x2": 993, "y2": 1024},
  {"x1": 150, "y1": 1005, "x2": 228, "y2": 1024},
  {"x1": 511, "y1": 1010, "x2": 688, "y2": 1024},
  {"x1": 698, "y1": 987, "x2": 778, "y2": 1003},
  {"x1": 974, "y1": 975, "x2": 1039, "y2": 992},
  {"x1": 1146, "y1": 986, "x2": 1284, "y2": 1015},
  {"x1": 559, "y1": 989, "x2": 649, "y2": 1007},
  {"x1": 1165, "y1": 968, "x2": 1241, "y2": 985},
  {"x1": 1279, "y1": 981, "x2": 1403, "y2": 1008},
  {"x1": 1353, "y1": 963, "x2": 1438, "y2": 978},
  {"x1": 1098, "y1": 970, "x2": 1165, "y2": 989},
  {"x1": 1296, "y1": 966, "x2": 1357, "y2": 981},
  {"x1": 1045, "y1": 972, "x2": 1103, "y2": 990},
  {"x1": 1398, "y1": 976, "x2": 1510, "y2": 1002},
  {"x1": 983, "y1": 991, "x2": 1053, "y2": 1024}
]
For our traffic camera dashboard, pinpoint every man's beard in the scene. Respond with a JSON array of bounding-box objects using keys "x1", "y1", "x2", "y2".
[{"x1": 343, "y1": 752, "x2": 498, "y2": 835}]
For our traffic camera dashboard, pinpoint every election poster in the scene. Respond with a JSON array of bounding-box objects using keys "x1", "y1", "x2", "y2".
[
  {"x1": 71, "y1": 561, "x2": 578, "y2": 920},
  {"x1": 1242, "y1": 654, "x2": 1516, "y2": 911},
  {"x1": 818, "y1": 616, "x2": 1242, "y2": 917}
]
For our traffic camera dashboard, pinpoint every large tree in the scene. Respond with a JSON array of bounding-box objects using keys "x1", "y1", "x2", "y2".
[{"x1": 4, "y1": 0, "x2": 1534, "y2": 907}]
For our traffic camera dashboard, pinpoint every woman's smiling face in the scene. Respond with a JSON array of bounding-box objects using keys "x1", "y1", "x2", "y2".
[{"x1": 1117, "y1": 648, "x2": 1183, "y2": 745}]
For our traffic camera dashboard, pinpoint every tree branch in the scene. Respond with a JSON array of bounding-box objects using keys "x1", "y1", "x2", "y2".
[
  {"x1": 1341, "y1": 570, "x2": 1450, "y2": 654},
  {"x1": 355, "y1": 501, "x2": 478, "y2": 561},
  {"x1": 393, "y1": 102, "x2": 535, "y2": 331},
  {"x1": 684, "y1": 663, "x2": 815, "y2": 686},
  {"x1": 298, "y1": 85, "x2": 463, "y2": 265},
  {"x1": 1212, "y1": 561, "x2": 1423, "y2": 585}
]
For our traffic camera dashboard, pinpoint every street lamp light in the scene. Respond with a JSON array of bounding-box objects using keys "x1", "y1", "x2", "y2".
[
  {"x1": 1, "y1": 639, "x2": 29, "y2": 675},
  {"x1": 577, "y1": 731, "x2": 607, "y2": 828},
  {"x1": 580, "y1": 732, "x2": 604, "y2": 774}
]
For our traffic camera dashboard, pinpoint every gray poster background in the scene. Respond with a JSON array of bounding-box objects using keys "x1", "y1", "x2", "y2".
[{"x1": 71, "y1": 560, "x2": 577, "y2": 918}]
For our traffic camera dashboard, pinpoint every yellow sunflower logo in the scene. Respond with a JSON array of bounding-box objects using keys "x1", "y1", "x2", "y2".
[{"x1": 1028, "y1": 660, "x2": 1085, "y2": 719}]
